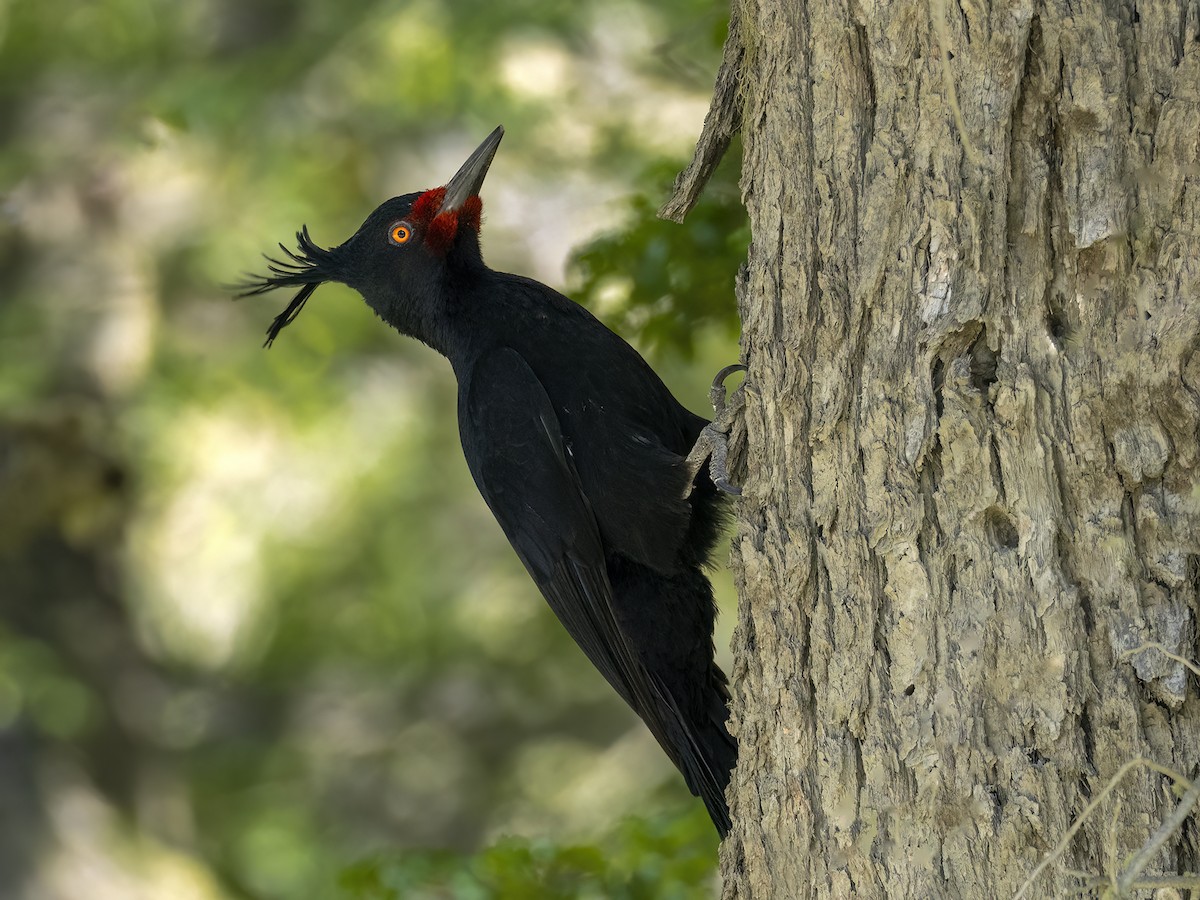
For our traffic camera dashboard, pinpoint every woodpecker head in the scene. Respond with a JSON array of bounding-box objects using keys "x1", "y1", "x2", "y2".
[{"x1": 237, "y1": 125, "x2": 504, "y2": 347}]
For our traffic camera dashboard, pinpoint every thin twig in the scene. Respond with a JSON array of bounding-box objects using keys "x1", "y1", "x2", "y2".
[
  {"x1": 929, "y1": 0, "x2": 982, "y2": 166},
  {"x1": 1125, "y1": 875, "x2": 1200, "y2": 890},
  {"x1": 1070, "y1": 875, "x2": 1200, "y2": 892},
  {"x1": 1120, "y1": 640, "x2": 1200, "y2": 679},
  {"x1": 1104, "y1": 799, "x2": 1121, "y2": 893},
  {"x1": 1014, "y1": 758, "x2": 1194, "y2": 899},
  {"x1": 1116, "y1": 769, "x2": 1200, "y2": 895}
]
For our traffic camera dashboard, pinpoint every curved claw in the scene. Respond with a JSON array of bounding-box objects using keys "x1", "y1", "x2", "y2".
[
  {"x1": 682, "y1": 363, "x2": 748, "y2": 499},
  {"x1": 713, "y1": 476, "x2": 742, "y2": 497},
  {"x1": 709, "y1": 363, "x2": 747, "y2": 420},
  {"x1": 711, "y1": 363, "x2": 747, "y2": 390}
]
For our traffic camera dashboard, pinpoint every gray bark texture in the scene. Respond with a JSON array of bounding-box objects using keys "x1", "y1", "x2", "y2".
[{"x1": 685, "y1": 0, "x2": 1200, "y2": 896}]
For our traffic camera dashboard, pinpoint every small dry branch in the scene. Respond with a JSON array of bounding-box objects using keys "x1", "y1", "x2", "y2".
[
  {"x1": 1014, "y1": 758, "x2": 1199, "y2": 899},
  {"x1": 929, "y1": 0, "x2": 983, "y2": 167},
  {"x1": 1120, "y1": 640, "x2": 1200, "y2": 680},
  {"x1": 659, "y1": 2, "x2": 745, "y2": 223}
]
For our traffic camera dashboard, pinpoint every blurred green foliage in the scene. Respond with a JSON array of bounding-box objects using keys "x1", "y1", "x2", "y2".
[
  {"x1": 340, "y1": 810, "x2": 717, "y2": 900},
  {"x1": 570, "y1": 153, "x2": 746, "y2": 357},
  {"x1": 0, "y1": 624, "x2": 100, "y2": 739},
  {"x1": 0, "y1": 0, "x2": 745, "y2": 898}
]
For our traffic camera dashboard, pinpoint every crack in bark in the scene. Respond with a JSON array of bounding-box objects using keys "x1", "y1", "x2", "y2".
[{"x1": 852, "y1": 18, "x2": 876, "y2": 162}]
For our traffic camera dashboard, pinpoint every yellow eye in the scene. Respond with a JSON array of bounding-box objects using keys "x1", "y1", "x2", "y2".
[{"x1": 389, "y1": 223, "x2": 412, "y2": 245}]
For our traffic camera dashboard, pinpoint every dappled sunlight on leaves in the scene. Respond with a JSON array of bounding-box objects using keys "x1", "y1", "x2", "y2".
[
  {"x1": 570, "y1": 152, "x2": 746, "y2": 357},
  {"x1": 340, "y1": 809, "x2": 719, "y2": 900}
]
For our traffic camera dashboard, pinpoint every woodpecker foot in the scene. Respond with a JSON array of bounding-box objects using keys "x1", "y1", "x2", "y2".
[{"x1": 683, "y1": 364, "x2": 747, "y2": 497}]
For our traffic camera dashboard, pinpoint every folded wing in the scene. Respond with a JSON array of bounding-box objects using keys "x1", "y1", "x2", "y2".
[{"x1": 458, "y1": 347, "x2": 730, "y2": 831}]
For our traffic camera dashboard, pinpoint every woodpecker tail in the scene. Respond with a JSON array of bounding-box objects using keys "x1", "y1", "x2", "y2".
[
  {"x1": 686, "y1": 666, "x2": 737, "y2": 837},
  {"x1": 607, "y1": 558, "x2": 737, "y2": 837}
]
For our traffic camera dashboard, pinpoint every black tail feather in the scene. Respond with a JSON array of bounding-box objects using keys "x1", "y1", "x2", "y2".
[{"x1": 679, "y1": 668, "x2": 736, "y2": 837}]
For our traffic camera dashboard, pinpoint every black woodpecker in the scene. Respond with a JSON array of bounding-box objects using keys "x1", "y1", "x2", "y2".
[{"x1": 239, "y1": 127, "x2": 737, "y2": 835}]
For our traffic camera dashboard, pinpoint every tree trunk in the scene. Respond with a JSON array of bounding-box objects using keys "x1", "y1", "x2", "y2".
[{"x1": 695, "y1": 0, "x2": 1200, "y2": 896}]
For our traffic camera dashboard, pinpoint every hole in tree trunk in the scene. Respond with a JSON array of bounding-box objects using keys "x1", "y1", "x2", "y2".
[{"x1": 985, "y1": 506, "x2": 1019, "y2": 550}]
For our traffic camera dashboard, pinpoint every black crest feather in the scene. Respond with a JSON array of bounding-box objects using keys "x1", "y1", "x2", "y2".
[{"x1": 233, "y1": 225, "x2": 335, "y2": 347}]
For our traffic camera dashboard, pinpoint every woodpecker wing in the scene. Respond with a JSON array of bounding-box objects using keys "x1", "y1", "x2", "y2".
[{"x1": 458, "y1": 348, "x2": 729, "y2": 824}]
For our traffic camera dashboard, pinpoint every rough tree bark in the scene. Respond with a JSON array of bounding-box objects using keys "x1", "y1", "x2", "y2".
[{"x1": 670, "y1": 0, "x2": 1200, "y2": 896}]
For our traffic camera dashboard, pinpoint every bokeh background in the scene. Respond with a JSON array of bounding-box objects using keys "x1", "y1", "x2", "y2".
[{"x1": 0, "y1": 0, "x2": 746, "y2": 896}]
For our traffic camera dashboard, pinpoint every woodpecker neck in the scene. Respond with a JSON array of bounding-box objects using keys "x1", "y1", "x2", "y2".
[{"x1": 370, "y1": 233, "x2": 490, "y2": 364}]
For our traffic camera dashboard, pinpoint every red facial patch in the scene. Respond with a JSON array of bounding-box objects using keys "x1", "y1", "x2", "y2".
[
  {"x1": 424, "y1": 210, "x2": 459, "y2": 256},
  {"x1": 409, "y1": 187, "x2": 446, "y2": 225},
  {"x1": 409, "y1": 188, "x2": 483, "y2": 256},
  {"x1": 459, "y1": 195, "x2": 483, "y2": 232}
]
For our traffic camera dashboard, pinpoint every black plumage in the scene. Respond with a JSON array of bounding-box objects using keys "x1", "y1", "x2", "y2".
[{"x1": 238, "y1": 127, "x2": 736, "y2": 835}]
